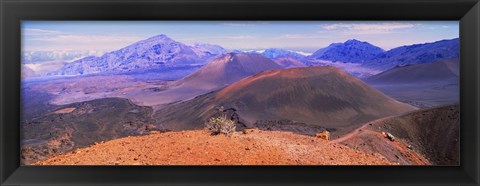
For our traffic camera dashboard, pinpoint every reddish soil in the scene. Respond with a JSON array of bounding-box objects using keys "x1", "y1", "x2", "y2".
[
  {"x1": 36, "y1": 129, "x2": 393, "y2": 165},
  {"x1": 334, "y1": 104, "x2": 459, "y2": 165},
  {"x1": 333, "y1": 124, "x2": 431, "y2": 165}
]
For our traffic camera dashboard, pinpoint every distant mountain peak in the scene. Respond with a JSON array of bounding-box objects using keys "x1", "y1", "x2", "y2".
[
  {"x1": 213, "y1": 53, "x2": 235, "y2": 63},
  {"x1": 204, "y1": 53, "x2": 255, "y2": 66},
  {"x1": 263, "y1": 48, "x2": 284, "y2": 52},
  {"x1": 148, "y1": 34, "x2": 170, "y2": 40},
  {"x1": 174, "y1": 52, "x2": 282, "y2": 90},
  {"x1": 49, "y1": 34, "x2": 226, "y2": 76},
  {"x1": 344, "y1": 39, "x2": 377, "y2": 47},
  {"x1": 367, "y1": 37, "x2": 460, "y2": 70},
  {"x1": 309, "y1": 39, "x2": 385, "y2": 63},
  {"x1": 345, "y1": 39, "x2": 362, "y2": 43},
  {"x1": 260, "y1": 48, "x2": 306, "y2": 60},
  {"x1": 192, "y1": 43, "x2": 228, "y2": 57},
  {"x1": 221, "y1": 53, "x2": 266, "y2": 64},
  {"x1": 134, "y1": 34, "x2": 175, "y2": 45}
]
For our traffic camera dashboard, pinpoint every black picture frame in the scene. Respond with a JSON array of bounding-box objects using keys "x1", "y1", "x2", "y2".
[{"x1": 1, "y1": 0, "x2": 479, "y2": 185}]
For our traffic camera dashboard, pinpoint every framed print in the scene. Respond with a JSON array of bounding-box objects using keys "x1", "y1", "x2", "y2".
[{"x1": 1, "y1": 0, "x2": 479, "y2": 185}]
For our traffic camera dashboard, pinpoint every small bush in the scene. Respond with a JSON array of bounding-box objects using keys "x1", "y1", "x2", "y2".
[{"x1": 205, "y1": 116, "x2": 236, "y2": 136}]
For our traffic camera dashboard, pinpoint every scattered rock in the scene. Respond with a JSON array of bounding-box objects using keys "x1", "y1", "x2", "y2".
[
  {"x1": 315, "y1": 131, "x2": 330, "y2": 141},
  {"x1": 386, "y1": 133, "x2": 396, "y2": 142},
  {"x1": 382, "y1": 132, "x2": 395, "y2": 141},
  {"x1": 149, "y1": 130, "x2": 161, "y2": 135},
  {"x1": 242, "y1": 128, "x2": 255, "y2": 134}
]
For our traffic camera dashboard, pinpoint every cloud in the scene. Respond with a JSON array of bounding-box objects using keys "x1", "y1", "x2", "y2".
[
  {"x1": 180, "y1": 35, "x2": 256, "y2": 42},
  {"x1": 291, "y1": 50, "x2": 312, "y2": 56},
  {"x1": 32, "y1": 34, "x2": 143, "y2": 43},
  {"x1": 23, "y1": 28, "x2": 145, "y2": 51},
  {"x1": 23, "y1": 28, "x2": 63, "y2": 36},
  {"x1": 322, "y1": 22, "x2": 416, "y2": 35},
  {"x1": 278, "y1": 34, "x2": 309, "y2": 39},
  {"x1": 276, "y1": 34, "x2": 331, "y2": 39},
  {"x1": 217, "y1": 35, "x2": 256, "y2": 39}
]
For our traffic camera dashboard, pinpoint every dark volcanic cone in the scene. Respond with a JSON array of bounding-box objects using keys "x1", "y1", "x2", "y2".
[{"x1": 154, "y1": 66, "x2": 416, "y2": 136}]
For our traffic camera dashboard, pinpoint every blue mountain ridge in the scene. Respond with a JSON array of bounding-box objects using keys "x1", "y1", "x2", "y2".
[
  {"x1": 47, "y1": 34, "x2": 459, "y2": 77},
  {"x1": 367, "y1": 38, "x2": 459, "y2": 70},
  {"x1": 308, "y1": 39, "x2": 385, "y2": 63},
  {"x1": 49, "y1": 35, "x2": 227, "y2": 76}
]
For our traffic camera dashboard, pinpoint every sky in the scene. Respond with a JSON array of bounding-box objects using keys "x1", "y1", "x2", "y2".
[{"x1": 22, "y1": 21, "x2": 459, "y2": 53}]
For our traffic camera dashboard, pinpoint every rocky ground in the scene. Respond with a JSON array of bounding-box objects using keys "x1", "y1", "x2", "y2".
[
  {"x1": 36, "y1": 129, "x2": 393, "y2": 165},
  {"x1": 21, "y1": 98, "x2": 159, "y2": 165},
  {"x1": 335, "y1": 104, "x2": 459, "y2": 165}
]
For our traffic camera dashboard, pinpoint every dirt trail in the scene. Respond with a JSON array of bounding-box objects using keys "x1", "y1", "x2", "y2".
[
  {"x1": 329, "y1": 115, "x2": 397, "y2": 144},
  {"x1": 330, "y1": 124, "x2": 369, "y2": 144},
  {"x1": 328, "y1": 111, "x2": 437, "y2": 165}
]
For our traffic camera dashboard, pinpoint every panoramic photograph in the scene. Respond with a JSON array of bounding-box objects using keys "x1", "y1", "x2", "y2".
[{"x1": 21, "y1": 21, "x2": 459, "y2": 166}]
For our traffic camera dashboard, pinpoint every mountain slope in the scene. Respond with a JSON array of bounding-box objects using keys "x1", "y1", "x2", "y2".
[
  {"x1": 366, "y1": 60, "x2": 459, "y2": 84},
  {"x1": 261, "y1": 48, "x2": 306, "y2": 60},
  {"x1": 21, "y1": 98, "x2": 157, "y2": 165},
  {"x1": 273, "y1": 57, "x2": 306, "y2": 68},
  {"x1": 49, "y1": 35, "x2": 226, "y2": 76},
  {"x1": 309, "y1": 39, "x2": 385, "y2": 63},
  {"x1": 368, "y1": 38, "x2": 459, "y2": 70},
  {"x1": 191, "y1": 43, "x2": 228, "y2": 61},
  {"x1": 364, "y1": 60, "x2": 459, "y2": 108},
  {"x1": 337, "y1": 104, "x2": 459, "y2": 165},
  {"x1": 154, "y1": 66, "x2": 416, "y2": 136},
  {"x1": 174, "y1": 53, "x2": 283, "y2": 90},
  {"x1": 127, "y1": 53, "x2": 283, "y2": 106},
  {"x1": 22, "y1": 66, "x2": 37, "y2": 79}
]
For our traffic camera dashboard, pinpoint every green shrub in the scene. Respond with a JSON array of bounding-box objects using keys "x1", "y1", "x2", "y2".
[{"x1": 205, "y1": 116, "x2": 236, "y2": 136}]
